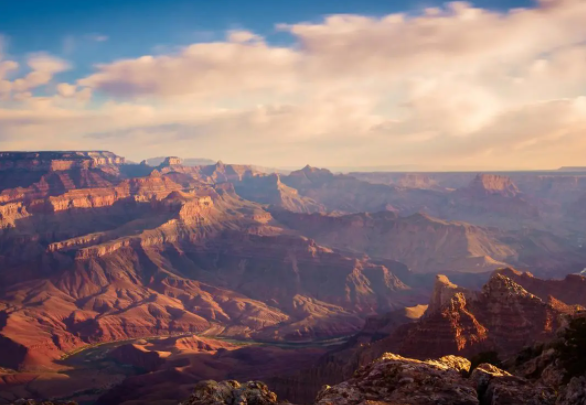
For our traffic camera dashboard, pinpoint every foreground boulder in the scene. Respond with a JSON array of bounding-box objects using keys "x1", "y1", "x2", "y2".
[
  {"x1": 556, "y1": 377, "x2": 586, "y2": 405},
  {"x1": 179, "y1": 380, "x2": 287, "y2": 405},
  {"x1": 314, "y1": 353, "x2": 479, "y2": 405},
  {"x1": 177, "y1": 348, "x2": 586, "y2": 405},
  {"x1": 470, "y1": 363, "x2": 556, "y2": 405}
]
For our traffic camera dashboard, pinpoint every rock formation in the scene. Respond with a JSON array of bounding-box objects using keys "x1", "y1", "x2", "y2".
[
  {"x1": 497, "y1": 268, "x2": 586, "y2": 308},
  {"x1": 0, "y1": 154, "x2": 419, "y2": 373},
  {"x1": 178, "y1": 320, "x2": 586, "y2": 405},
  {"x1": 2, "y1": 153, "x2": 586, "y2": 404},
  {"x1": 363, "y1": 272, "x2": 578, "y2": 361},
  {"x1": 282, "y1": 165, "x2": 444, "y2": 215},
  {"x1": 9, "y1": 401, "x2": 78, "y2": 405},
  {"x1": 272, "y1": 209, "x2": 518, "y2": 273},
  {"x1": 470, "y1": 363, "x2": 556, "y2": 405},
  {"x1": 179, "y1": 381, "x2": 283, "y2": 405},
  {"x1": 181, "y1": 330, "x2": 586, "y2": 405},
  {"x1": 466, "y1": 174, "x2": 521, "y2": 197},
  {"x1": 145, "y1": 157, "x2": 215, "y2": 167},
  {"x1": 444, "y1": 174, "x2": 540, "y2": 228},
  {"x1": 314, "y1": 353, "x2": 480, "y2": 405},
  {"x1": 0, "y1": 151, "x2": 124, "y2": 172},
  {"x1": 234, "y1": 173, "x2": 325, "y2": 213}
]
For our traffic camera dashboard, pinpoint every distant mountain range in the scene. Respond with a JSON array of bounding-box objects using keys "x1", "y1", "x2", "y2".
[{"x1": 144, "y1": 156, "x2": 290, "y2": 174}]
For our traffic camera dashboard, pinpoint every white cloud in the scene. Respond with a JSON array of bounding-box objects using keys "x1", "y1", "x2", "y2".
[
  {"x1": 3, "y1": 53, "x2": 70, "y2": 94},
  {"x1": 27, "y1": 53, "x2": 70, "y2": 74},
  {"x1": 1, "y1": 0, "x2": 586, "y2": 168},
  {"x1": 57, "y1": 83, "x2": 77, "y2": 97},
  {"x1": 227, "y1": 30, "x2": 262, "y2": 44},
  {"x1": 78, "y1": 39, "x2": 300, "y2": 99}
]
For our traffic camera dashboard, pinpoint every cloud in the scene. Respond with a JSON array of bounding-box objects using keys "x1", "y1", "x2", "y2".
[
  {"x1": 227, "y1": 30, "x2": 262, "y2": 44},
  {"x1": 0, "y1": 60, "x2": 18, "y2": 80},
  {"x1": 1, "y1": 0, "x2": 586, "y2": 168},
  {"x1": 284, "y1": 0, "x2": 586, "y2": 77},
  {"x1": 6, "y1": 53, "x2": 70, "y2": 93},
  {"x1": 57, "y1": 83, "x2": 77, "y2": 97},
  {"x1": 78, "y1": 39, "x2": 300, "y2": 99},
  {"x1": 27, "y1": 53, "x2": 70, "y2": 74}
]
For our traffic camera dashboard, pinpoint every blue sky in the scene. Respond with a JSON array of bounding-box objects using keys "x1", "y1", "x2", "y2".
[
  {"x1": 0, "y1": 0, "x2": 584, "y2": 169},
  {"x1": 1, "y1": 0, "x2": 534, "y2": 79}
]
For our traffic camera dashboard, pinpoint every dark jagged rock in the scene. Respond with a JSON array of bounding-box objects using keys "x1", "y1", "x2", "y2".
[
  {"x1": 9, "y1": 401, "x2": 78, "y2": 405},
  {"x1": 557, "y1": 377, "x2": 586, "y2": 405},
  {"x1": 314, "y1": 353, "x2": 480, "y2": 405},
  {"x1": 311, "y1": 349, "x2": 580, "y2": 405},
  {"x1": 470, "y1": 363, "x2": 556, "y2": 405},
  {"x1": 179, "y1": 380, "x2": 288, "y2": 405},
  {"x1": 496, "y1": 268, "x2": 586, "y2": 308}
]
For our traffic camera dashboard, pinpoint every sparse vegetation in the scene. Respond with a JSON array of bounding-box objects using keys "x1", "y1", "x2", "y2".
[
  {"x1": 515, "y1": 343, "x2": 544, "y2": 366},
  {"x1": 556, "y1": 317, "x2": 586, "y2": 382}
]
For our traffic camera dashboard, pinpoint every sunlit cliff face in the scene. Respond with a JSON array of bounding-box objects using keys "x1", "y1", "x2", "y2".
[{"x1": 1, "y1": 0, "x2": 586, "y2": 169}]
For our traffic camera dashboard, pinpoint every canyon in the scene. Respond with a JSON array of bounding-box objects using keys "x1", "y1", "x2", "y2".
[{"x1": 0, "y1": 152, "x2": 585, "y2": 404}]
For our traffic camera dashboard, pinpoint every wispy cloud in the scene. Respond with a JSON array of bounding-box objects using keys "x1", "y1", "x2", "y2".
[{"x1": 86, "y1": 33, "x2": 109, "y2": 42}]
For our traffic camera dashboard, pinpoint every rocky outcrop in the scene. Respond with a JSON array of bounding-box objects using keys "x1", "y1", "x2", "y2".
[
  {"x1": 471, "y1": 363, "x2": 556, "y2": 405},
  {"x1": 428, "y1": 274, "x2": 474, "y2": 313},
  {"x1": 444, "y1": 174, "x2": 540, "y2": 228},
  {"x1": 362, "y1": 272, "x2": 576, "y2": 361},
  {"x1": 314, "y1": 353, "x2": 479, "y2": 405},
  {"x1": 180, "y1": 349, "x2": 580, "y2": 405},
  {"x1": 556, "y1": 377, "x2": 586, "y2": 405},
  {"x1": 179, "y1": 380, "x2": 284, "y2": 405},
  {"x1": 145, "y1": 157, "x2": 215, "y2": 167},
  {"x1": 305, "y1": 339, "x2": 586, "y2": 405},
  {"x1": 466, "y1": 174, "x2": 521, "y2": 197},
  {"x1": 182, "y1": 355, "x2": 559, "y2": 405},
  {"x1": 0, "y1": 151, "x2": 124, "y2": 172},
  {"x1": 161, "y1": 157, "x2": 183, "y2": 166},
  {"x1": 234, "y1": 173, "x2": 325, "y2": 214},
  {"x1": 497, "y1": 269, "x2": 586, "y2": 308}
]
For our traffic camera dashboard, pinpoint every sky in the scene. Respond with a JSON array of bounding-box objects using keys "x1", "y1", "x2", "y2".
[{"x1": 0, "y1": 0, "x2": 585, "y2": 170}]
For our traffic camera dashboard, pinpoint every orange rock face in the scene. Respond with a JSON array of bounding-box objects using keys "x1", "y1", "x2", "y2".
[
  {"x1": 496, "y1": 268, "x2": 586, "y2": 308},
  {"x1": 369, "y1": 272, "x2": 579, "y2": 360},
  {"x1": 466, "y1": 174, "x2": 521, "y2": 197}
]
